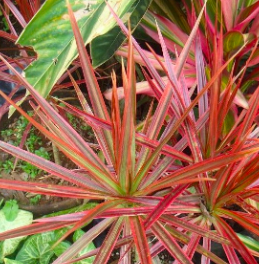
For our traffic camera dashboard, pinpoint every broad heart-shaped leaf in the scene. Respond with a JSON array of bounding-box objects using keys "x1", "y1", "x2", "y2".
[
  {"x1": 91, "y1": 0, "x2": 152, "y2": 68},
  {"x1": 15, "y1": 228, "x2": 69, "y2": 264},
  {"x1": 17, "y1": 0, "x2": 137, "y2": 100},
  {"x1": 0, "y1": 210, "x2": 33, "y2": 261}
]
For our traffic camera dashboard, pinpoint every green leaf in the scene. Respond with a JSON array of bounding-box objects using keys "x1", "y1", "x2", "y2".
[
  {"x1": 2, "y1": 200, "x2": 19, "y2": 222},
  {"x1": 52, "y1": 241, "x2": 71, "y2": 257},
  {"x1": 3, "y1": 259, "x2": 23, "y2": 264},
  {"x1": 15, "y1": 228, "x2": 69, "y2": 264},
  {"x1": 17, "y1": 0, "x2": 137, "y2": 99},
  {"x1": 15, "y1": 232, "x2": 55, "y2": 264},
  {"x1": 91, "y1": 0, "x2": 152, "y2": 68},
  {"x1": 222, "y1": 111, "x2": 235, "y2": 137},
  {"x1": 223, "y1": 31, "x2": 244, "y2": 55},
  {"x1": 0, "y1": 210, "x2": 33, "y2": 261},
  {"x1": 73, "y1": 229, "x2": 95, "y2": 264}
]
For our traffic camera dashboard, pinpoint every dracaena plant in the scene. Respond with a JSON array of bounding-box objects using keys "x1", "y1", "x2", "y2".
[{"x1": 0, "y1": 2, "x2": 259, "y2": 264}]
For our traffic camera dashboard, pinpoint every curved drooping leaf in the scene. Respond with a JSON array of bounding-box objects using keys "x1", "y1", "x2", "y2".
[
  {"x1": 17, "y1": 0, "x2": 137, "y2": 99},
  {"x1": 91, "y1": 0, "x2": 152, "y2": 68}
]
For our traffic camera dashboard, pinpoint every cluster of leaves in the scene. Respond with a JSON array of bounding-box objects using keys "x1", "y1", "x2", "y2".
[{"x1": 0, "y1": 0, "x2": 259, "y2": 264}]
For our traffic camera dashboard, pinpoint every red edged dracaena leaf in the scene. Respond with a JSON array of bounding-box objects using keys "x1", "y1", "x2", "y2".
[
  {"x1": 218, "y1": 210, "x2": 259, "y2": 226},
  {"x1": 195, "y1": 34, "x2": 208, "y2": 147},
  {"x1": 0, "y1": 178, "x2": 108, "y2": 199},
  {"x1": 67, "y1": 71, "x2": 114, "y2": 165},
  {"x1": 214, "y1": 149, "x2": 259, "y2": 199},
  {"x1": 52, "y1": 217, "x2": 115, "y2": 264},
  {"x1": 140, "y1": 176, "x2": 214, "y2": 196},
  {"x1": 0, "y1": 30, "x2": 18, "y2": 41},
  {"x1": 160, "y1": 215, "x2": 230, "y2": 246},
  {"x1": 111, "y1": 70, "x2": 121, "y2": 173},
  {"x1": 222, "y1": 152, "x2": 259, "y2": 195},
  {"x1": 67, "y1": 70, "x2": 93, "y2": 114},
  {"x1": 201, "y1": 237, "x2": 211, "y2": 264},
  {"x1": 144, "y1": 185, "x2": 187, "y2": 230},
  {"x1": 162, "y1": 222, "x2": 228, "y2": 264},
  {"x1": 118, "y1": 217, "x2": 132, "y2": 264},
  {"x1": 142, "y1": 11, "x2": 192, "y2": 55},
  {"x1": 0, "y1": 140, "x2": 107, "y2": 190},
  {"x1": 0, "y1": 57, "x2": 120, "y2": 193},
  {"x1": 209, "y1": 164, "x2": 235, "y2": 208},
  {"x1": 177, "y1": 217, "x2": 208, "y2": 263},
  {"x1": 232, "y1": 168, "x2": 259, "y2": 196},
  {"x1": 155, "y1": 20, "x2": 192, "y2": 117},
  {"x1": 183, "y1": 235, "x2": 201, "y2": 263},
  {"x1": 117, "y1": 35, "x2": 136, "y2": 194},
  {"x1": 35, "y1": 205, "x2": 199, "y2": 224},
  {"x1": 212, "y1": 215, "x2": 257, "y2": 264},
  {"x1": 175, "y1": 0, "x2": 207, "y2": 79},
  {"x1": 66, "y1": 0, "x2": 114, "y2": 165},
  {"x1": 239, "y1": 188, "x2": 259, "y2": 204},
  {"x1": 138, "y1": 155, "x2": 185, "y2": 190},
  {"x1": 235, "y1": 196, "x2": 259, "y2": 219},
  {"x1": 0, "y1": 221, "x2": 74, "y2": 241},
  {"x1": 2, "y1": 0, "x2": 27, "y2": 28},
  {"x1": 129, "y1": 216, "x2": 152, "y2": 264},
  {"x1": 55, "y1": 100, "x2": 111, "y2": 131},
  {"x1": 93, "y1": 217, "x2": 124, "y2": 264},
  {"x1": 235, "y1": 87, "x2": 259, "y2": 145},
  {"x1": 61, "y1": 229, "x2": 136, "y2": 264},
  {"x1": 208, "y1": 17, "x2": 224, "y2": 157},
  {"x1": 15, "y1": 0, "x2": 41, "y2": 21},
  {"x1": 134, "y1": 81, "x2": 173, "y2": 176},
  {"x1": 216, "y1": 208, "x2": 259, "y2": 238},
  {"x1": 140, "y1": 145, "x2": 259, "y2": 195},
  {"x1": 55, "y1": 200, "x2": 122, "y2": 245},
  {"x1": 151, "y1": 221, "x2": 193, "y2": 264}
]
